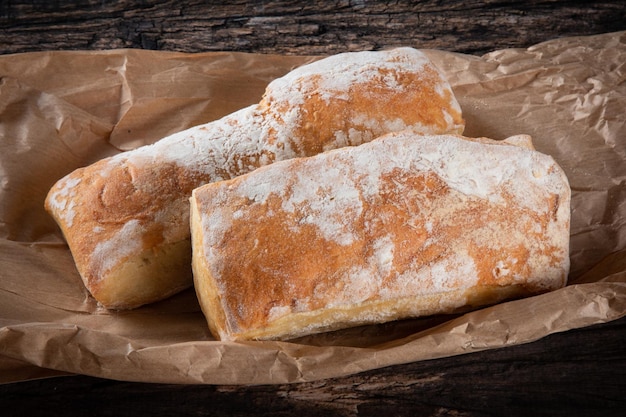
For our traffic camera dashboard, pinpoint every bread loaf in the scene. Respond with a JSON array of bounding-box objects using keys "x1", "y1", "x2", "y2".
[
  {"x1": 45, "y1": 48, "x2": 464, "y2": 309},
  {"x1": 190, "y1": 132, "x2": 571, "y2": 341}
]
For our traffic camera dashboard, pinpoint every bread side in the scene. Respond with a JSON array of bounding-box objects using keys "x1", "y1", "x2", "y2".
[
  {"x1": 190, "y1": 132, "x2": 571, "y2": 341},
  {"x1": 45, "y1": 47, "x2": 464, "y2": 309}
]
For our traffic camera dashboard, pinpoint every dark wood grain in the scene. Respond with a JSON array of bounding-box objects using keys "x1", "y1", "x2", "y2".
[
  {"x1": 1, "y1": 0, "x2": 625, "y2": 56},
  {"x1": 1, "y1": 1, "x2": 625, "y2": 415},
  {"x1": 1, "y1": 316, "x2": 625, "y2": 416}
]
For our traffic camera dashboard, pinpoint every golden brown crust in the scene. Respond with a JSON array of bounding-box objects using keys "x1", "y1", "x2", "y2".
[
  {"x1": 45, "y1": 47, "x2": 464, "y2": 309},
  {"x1": 262, "y1": 64, "x2": 463, "y2": 156},
  {"x1": 190, "y1": 132, "x2": 571, "y2": 341}
]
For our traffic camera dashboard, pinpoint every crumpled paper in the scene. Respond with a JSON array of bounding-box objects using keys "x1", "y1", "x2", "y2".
[{"x1": 1, "y1": 32, "x2": 625, "y2": 385}]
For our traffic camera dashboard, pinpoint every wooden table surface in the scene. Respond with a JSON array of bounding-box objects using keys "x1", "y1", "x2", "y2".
[{"x1": 1, "y1": 1, "x2": 626, "y2": 416}]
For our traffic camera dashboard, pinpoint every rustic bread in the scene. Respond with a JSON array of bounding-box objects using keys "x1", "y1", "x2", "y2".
[
  {"x1": 45, "y1": 47, "x2": 464, "y2": 309},
  {"x1": 190, "y1": 132, "x2": 570, "y2": 341}
]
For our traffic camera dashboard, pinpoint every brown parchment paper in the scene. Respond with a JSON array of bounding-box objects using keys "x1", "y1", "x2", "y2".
[{"x1": 1, "y1": 32, "x2": 625, "y2": 385}]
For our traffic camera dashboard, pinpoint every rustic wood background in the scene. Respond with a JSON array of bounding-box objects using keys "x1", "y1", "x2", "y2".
[
  {"x1": 1, "y1": 1, "x2": 625, "y2": 416},
  {"x1": 1, "y1": 0, "x2": 625, "y2": 56}
]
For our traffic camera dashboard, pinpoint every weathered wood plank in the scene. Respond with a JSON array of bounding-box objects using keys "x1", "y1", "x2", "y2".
[{"x1": 1, "y1": 1, "x2": 625, "y2": 55}]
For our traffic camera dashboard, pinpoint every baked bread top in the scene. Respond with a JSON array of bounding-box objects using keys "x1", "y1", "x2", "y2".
[
  {"x1": 45, "y1": 47, "x2": 464, "y2": 309},
  {"x1": 190, "y1": 132, "x2": 571, "y2": 341}
]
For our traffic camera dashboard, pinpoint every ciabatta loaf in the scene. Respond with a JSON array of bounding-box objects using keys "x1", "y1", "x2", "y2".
[
  {"x1": 190, "y1": 132, "x2": 571, "y2": 341},
  {"x1": 45, "y1": 48, "x2": 464, "y2": 309}
]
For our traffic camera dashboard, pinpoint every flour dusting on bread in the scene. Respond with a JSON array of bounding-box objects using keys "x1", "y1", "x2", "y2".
[
  {"x1": 190, "y1": 132, "x2": 570, "y2": 341},
  {"x1": 46, "y1": 47, "x2": 464, "y2": 309}
]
